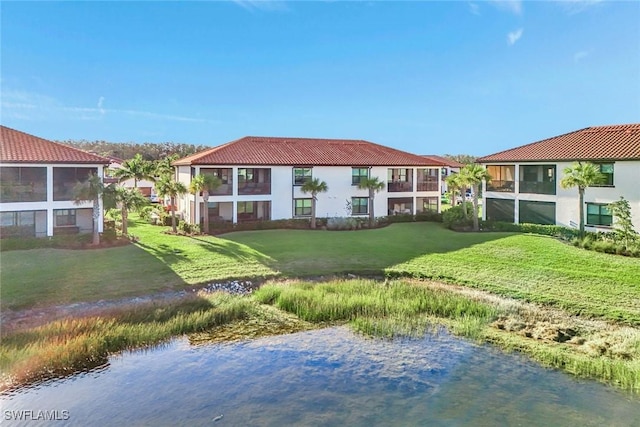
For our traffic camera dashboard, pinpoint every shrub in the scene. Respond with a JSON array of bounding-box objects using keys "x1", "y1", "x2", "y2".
[
  {"x1": 442, "y1": 204, "x2": 473, "y2": 229},
  {"x1": 327, "y1": 217, "x2": 358, "y2": 230}
]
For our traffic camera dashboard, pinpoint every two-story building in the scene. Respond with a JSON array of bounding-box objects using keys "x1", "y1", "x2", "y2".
[
  {"x1": 477, "y1": 124, "x2": 640, "y2": 232},
  {"x1": 172, "y1": 136, "x2": 447, "y2": 227},
  {"x1": 421, "y1": 155, "x2": 464, "y2": 195},
  {"x1": 0, "y1": 126, "x2": 110, "y2": 238}
]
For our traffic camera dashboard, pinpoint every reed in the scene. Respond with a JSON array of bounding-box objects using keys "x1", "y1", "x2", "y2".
[
  {"x1": 0, "y1": 294, "x2": 254, "y2": 390},
  {"x1": 253, "y1": 279, "x2": 498, "y2": 332}
]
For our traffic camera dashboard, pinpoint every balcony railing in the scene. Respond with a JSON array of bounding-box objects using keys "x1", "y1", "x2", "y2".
[
  {"x1": 486, "y1": 180, "x2": 515, "y2": 193},
  {"x1": 388, "y1": 181, "x2": 413, "y2": 192},
  {"x1": 238, "y1": 182, "x2": 271, "y2": 195},
  {"x1": 0, "y1": 184, "x2": 47, "y2": 203},
  {"x1": 211, "y1": 183, "x2": 233, "y2": 196},
  {"x1": 416, "y1": 181, "x2": 438, "y2": 192},
  {"x1": 519, "y1": 181, "x2": 556, "y2": 195}
]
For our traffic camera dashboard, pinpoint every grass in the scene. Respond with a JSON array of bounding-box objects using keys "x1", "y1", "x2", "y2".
[
  {"x1": 0, "y1": 293, "x2": 275, "y2": 390},
  {"x1": 2, "y1": 216, "x2": 639, "y2": 326},
  {"x1": 255, "y1": 279, "x2": 640, "y2": 393},
  {"x1": 1, "y1": 279, "x2": 639, "y2": 394}
]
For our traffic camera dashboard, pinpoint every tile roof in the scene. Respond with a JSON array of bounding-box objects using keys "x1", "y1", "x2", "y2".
[
  {"x1": 477, "y1": 124, "x2": 640, "y2": 163},
  {"x1": 421, "y1": 155, "x2": 464, "y2": 168},
  {"x1": 173, "y1": 136, "x2": 447, "y2": 167},
  {"x1": 0, "y1": 126, "x2": 110, "y2": 164}
]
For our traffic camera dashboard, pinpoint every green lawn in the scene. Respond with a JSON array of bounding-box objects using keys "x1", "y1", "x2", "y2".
[{"x1": 2, "y1": 216, "x2": 639, "y2": 324}]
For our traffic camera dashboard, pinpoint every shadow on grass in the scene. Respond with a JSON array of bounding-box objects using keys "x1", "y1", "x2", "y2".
[
  {"x1": 0, "y1": 243, "x2": 190, "y2": 310},
  {"x1": 216, "y1": 222, "x2": 515, "y2": 277},
  {"x1": 188, "y1": 236, "x2": 275, "y2": 266},
  {"x1": 135, "y1": 241, "x2": 193, "y2": 266}
]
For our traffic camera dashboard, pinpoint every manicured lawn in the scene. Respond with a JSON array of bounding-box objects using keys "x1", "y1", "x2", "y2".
[{"x1": 2, "y1": 216, "x2": 639, "y2": 324}]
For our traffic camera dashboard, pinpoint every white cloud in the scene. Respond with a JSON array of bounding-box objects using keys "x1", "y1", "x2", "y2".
[
  {"x1": 98, "y1": 96, "x2": 105, "y2": 115},
  {"x1": 468, "y1": 2, "x2": 480, "y2": 15},
  {"x1": 1, "y1": 89, "x2": 210, "y2": 123},
  {"x1": 490, "y1": 0, "x2": 523, "y2": 15},
  {"x1": 507, "y1": 28, "x2": 524, "y2": 46},
  {"x1": 573, "y1": 50, "x2": 589, "y2": 62},
  {"x1": 556, "y1": 0, "x2": 604, "y2": 15}
]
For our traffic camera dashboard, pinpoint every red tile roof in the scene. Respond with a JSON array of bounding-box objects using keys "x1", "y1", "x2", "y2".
[
  {"x1": 478, "y1": 124, "x2": 640, "y2": 163},
  {"x1": 173, "y1": 136, "x2": 446, "y2": 167},
  {"x1": 421, "y1": 155, "x2": 464, "y2": 168},
  {"x1": 0, "y1": 126, "x2": 110, "y2": 164}
]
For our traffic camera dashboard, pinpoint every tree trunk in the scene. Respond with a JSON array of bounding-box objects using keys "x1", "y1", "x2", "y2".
[
  {"x1": 203, "y1": 192, "x2": 210, "y2": 234},
  {"x1": 472, "y1": 184, "x2": 480, "y2": 231},
  {"x1": 92, "y1": 199, "x2": 101, "y2": 245},
  {"x1": 461, "y1": 186, "x2": 468, "y2": 219},
  {"x1": 122, "y1": 206, "x2": 128, "y2": 235},
  {"x1": 579, "y1": 187, "x2": 585, "y2": 238},
  {"x1": 369, "y1": 188, "x2": 375, "y2": 227},
  {"x1": 310, "y1": 193, "x2": 317, "y2": 229},
  {"x1": 171, "y1": 196, "x2": 177, "y2": 233},
  {"x1": 451, "y1": 190, "x2": 457, "y2": 207}
]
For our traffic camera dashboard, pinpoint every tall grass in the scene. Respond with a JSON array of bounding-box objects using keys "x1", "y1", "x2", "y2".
[
  {"x1": 254, "y1": 279, "x2": 640, "y2": 393},
  {"x1": 253, "y1": 279, "x2": 499, "y2": 336},
  {"x1": 0, "y1": 293, "x2": 253, "y2": 390}
]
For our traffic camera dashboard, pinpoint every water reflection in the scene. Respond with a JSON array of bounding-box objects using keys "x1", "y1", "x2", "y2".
[{"x1": 2, "y1": 327, "x2": 639, "y2": 426}]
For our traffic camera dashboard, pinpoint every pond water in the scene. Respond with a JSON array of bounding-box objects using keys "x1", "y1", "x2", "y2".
[{"x1": 2, "y1": 327, "x2": 639, "y2": 426}]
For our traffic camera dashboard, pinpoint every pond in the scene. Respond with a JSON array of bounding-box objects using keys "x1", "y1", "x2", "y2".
[{"x1": 2, "y1": 327, "x2": 639, "y2": 426}]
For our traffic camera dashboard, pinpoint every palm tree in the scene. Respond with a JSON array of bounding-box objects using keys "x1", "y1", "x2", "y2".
[
  {"x1": 115, "y1": 187, "x2": 149, "y2": 235},
  {"x1": 154, "y1": 154, "x2": 179, "y2": 180},
  {"x1": 156, "y1": 176, "x2": 188, "y2": 233},
  {"x1": 445, "y1": 173, "x2": 463, "y2": 208},
  {"x1": 300, "y1": 178, "x2": 329, "y2": 229},
  {"x1": 73, "y1": 172, "x2": 105, "y2": 245},
  {"x1": 357, "y1": 176, "x2": 385, "y2": 227},
  {"x1": 190, "y1": 173, "x2": 222, "y2": 234},
  {"x1": 560, "y1": 162, "x2": 605, "y2": 237},
  {"x1": 112, "y1": 154, "x2": 156, "y2": 188},
  {"x1": 459, "y1": 164, "x2": 492, "y2": 231}
]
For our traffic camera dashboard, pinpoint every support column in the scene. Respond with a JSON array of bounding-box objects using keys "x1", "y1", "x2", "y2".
[{"x1": 47, "y1": 166, "x2": 54, "y2": 236}]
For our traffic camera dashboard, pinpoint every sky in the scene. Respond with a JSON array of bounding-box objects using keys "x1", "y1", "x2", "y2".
[{"x1": 1, "y1": 1, "x2": 639, "y2": 156}]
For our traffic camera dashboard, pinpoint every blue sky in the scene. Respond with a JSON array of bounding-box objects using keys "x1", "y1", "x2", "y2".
[{"x1": 2, "y1": 1, "x2": 639, "y2": 156}]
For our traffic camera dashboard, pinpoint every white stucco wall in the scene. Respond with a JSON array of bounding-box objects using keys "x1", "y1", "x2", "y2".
[
  {"x1": 180, "y1": 164, "x2": 441, "y2": 225},
  {"x1": 0, "y1": 162, "x2": 105, "y2": 237},
  {"x1": 481, "y1": 160, "x2": 640, "y2": 232}
]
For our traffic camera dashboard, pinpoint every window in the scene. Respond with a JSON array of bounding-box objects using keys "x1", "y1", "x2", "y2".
[
  {"x1": 0, "y1": 167, "x2": 47, "y2": 203},
  {"x1": 586, "y1": 203, "x2": 612, "y2": 226},
  {"x1": 593, "y1": 163, "x2": 614, "y2": 186},
  {"x1": 416, "y1": 197, "x2": 438, "y2": 213},
  {"x1": 237, "y1": 202, "x2": 254, "y2": 215},
  {"x1": 293, "y1": 168, "x2": 313, "y2": 186},
  {"x1": 485, "y1": 199, "x2": 515, "y2": 223},
  {"x1": 486, "y1": 165, "x2": 515, "y2": 192},
  {"x1": 352, "y1": 168, "x2": 369, "y2": 185},
  {"x1": 53, "y1": 167, "x2": 96, "y2": 201},
  {"x1": 238, "y1": 168, "x2": 254, "y2": 183},
  {"x1": 55, "y1": 209, "x2": 76, "y2": 227},
  {"x1": 351, "y1": 197, "x2": 368, "y2": 215},
  {"x1": 0, "y1": 211, "x2": 36, "y2": 238},
  {"x1": 294, "y1": 198, "x2": 312, "y2": 216},
  {"x1": 519, "y1": 201, "x2": 555, "y2": 225}
]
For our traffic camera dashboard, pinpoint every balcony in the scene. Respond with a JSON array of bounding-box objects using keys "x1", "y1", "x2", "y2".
[
  {"x1": 519, "y1": 180, "x2": 555, "y2": 195},
  {"x1": 0, "y1": 184, "x2": 47, "y2": 203},
  {"x1": 238, "y1": 182, "x2": 271, "y2": 195},
  {"x1": 519, "y1": 165, "x2": 556, "y2": 195},
  {"x1": 486, "y1": 180, "x2": 515, "y2": 193},
  {"x1": 388, "y1": 181, "x2": 413, "y2": 192},
  {"x1": 416, "y1": 181, "x2": 438, "y2": 192}
]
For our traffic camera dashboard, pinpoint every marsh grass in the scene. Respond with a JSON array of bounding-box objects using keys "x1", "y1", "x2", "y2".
[
  {"x1": 253, "y1": 279, "x2": 499, "y2": 337},
  {"x1": 255, "y1": 279, "x2": 640, "y2": 393},
  {"x1": 0, "y1": 293, "x2": 254, "y2": 390}
]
